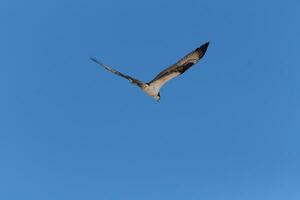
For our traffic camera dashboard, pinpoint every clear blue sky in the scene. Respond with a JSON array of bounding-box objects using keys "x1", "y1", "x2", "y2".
[{"x1": 1, "y1": 0, "x2": 299, "y2": 199}]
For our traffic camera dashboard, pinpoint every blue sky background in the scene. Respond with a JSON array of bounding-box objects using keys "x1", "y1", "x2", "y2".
[{"x1": 1, "y1": 0, "x2": 300, "y2": 199}]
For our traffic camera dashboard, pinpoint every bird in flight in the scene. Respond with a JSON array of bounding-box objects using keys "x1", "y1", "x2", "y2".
[{"x1": 91, "y1": 42, "x2": 209, "y2": 101}]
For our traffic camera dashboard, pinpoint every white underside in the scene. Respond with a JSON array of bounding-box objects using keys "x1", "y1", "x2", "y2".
[
  {"x1": 141, "y1": 72, "x2": 180, "y2": 100},
  {"x1": 142, "y1": 85, "x2": 159, "y2": 97}
]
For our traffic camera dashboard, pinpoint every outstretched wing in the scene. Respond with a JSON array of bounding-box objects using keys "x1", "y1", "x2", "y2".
[
  {"x1": 90, "y1": 57, "x2": 145, "y2": 88},
  {"x1": 148, "y1": 42, "x2": 209, "y2": 91}
]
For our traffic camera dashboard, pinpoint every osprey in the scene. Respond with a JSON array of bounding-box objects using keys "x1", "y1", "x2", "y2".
[{"x1": 91, "y1": 42, "x2": 209, "y2": 101}]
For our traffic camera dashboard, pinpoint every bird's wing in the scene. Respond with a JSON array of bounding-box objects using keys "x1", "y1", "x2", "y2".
[
  {"x1": 90, "y1": 57, "x2": 145, "y2": 88},
  {"x1": 148, "y1": 42, "x2": 209, "y2": 91}
]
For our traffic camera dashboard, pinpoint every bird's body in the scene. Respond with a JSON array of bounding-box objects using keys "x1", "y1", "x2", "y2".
[
  {"x1": 91, "y1": 42, "x2": 209, "y2": 101},
  {"x1": 140, "y1": 84, "x2": 161, "y2": 100}
]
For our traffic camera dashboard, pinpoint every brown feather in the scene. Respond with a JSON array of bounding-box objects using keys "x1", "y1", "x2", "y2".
[
  {"x1": 90, "y1": 57, "x2": 145, "y2": 88},
  {"x1": 148, "y1": 42, "x2": 209, "y2": 88}
]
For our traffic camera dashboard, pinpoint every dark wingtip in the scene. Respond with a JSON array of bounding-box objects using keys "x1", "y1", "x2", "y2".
[
  {"x1": 90, "y1": 57, "x2": 102, "y2": 65},
  {"x1": 90, "y1": 57, "x2": 97, "y2": 63},
  {"x1": 196, "y1": 41, "x2": 209, "y2": 55},
  {"x1": 201, "y1": 41, "x2": 209, "y2": 50}
]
